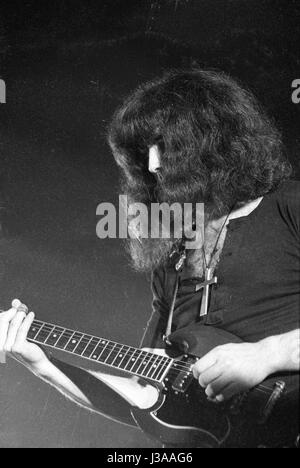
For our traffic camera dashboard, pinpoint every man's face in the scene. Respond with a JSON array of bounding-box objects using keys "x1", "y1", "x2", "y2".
[{"x1": 148, "y1": 145, "x2": 161, "y2": 174}]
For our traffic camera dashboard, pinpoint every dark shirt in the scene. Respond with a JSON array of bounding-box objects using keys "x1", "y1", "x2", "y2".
[{"x1": 141, "y1": 180, "x2": 300, "y2": 348}]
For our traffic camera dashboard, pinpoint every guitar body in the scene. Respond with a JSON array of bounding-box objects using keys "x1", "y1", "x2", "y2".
[
  {"x1": 132, "y1": 380, "x2": 231, "y2": 448},
  {"x1": 132, "y1": 326, "x2": 299, "y2": 448},
  {"x1": 132, "y1": 373, "x2": 299, "y2": 448}
]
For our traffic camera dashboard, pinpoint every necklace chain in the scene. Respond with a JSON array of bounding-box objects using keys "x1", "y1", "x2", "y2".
[{"x1": 202, "y1": 210, "x2": 233, "y2": 270}]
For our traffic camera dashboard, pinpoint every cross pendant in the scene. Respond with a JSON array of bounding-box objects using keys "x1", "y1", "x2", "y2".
[{"x1": 195, "y1": 267, "x2": 218, "y2": 317}]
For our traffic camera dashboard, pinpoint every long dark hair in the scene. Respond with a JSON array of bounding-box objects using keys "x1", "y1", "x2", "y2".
[{"x1": 108, "y1": 69, "x2": 292, "y2": 271}]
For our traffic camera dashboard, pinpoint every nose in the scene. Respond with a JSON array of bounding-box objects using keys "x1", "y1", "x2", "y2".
[{"x1": 148, "y1": 145, "x2": 161, "y2": 174}]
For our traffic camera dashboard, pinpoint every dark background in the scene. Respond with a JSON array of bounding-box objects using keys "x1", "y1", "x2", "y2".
[{"x1": 0, "y1": 0, "x2": 299, "y2": 448}]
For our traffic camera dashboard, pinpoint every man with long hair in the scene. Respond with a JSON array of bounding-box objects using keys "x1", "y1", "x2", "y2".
[{"x1": 0, "y1": 70, "x2": 299, "y2": 446}]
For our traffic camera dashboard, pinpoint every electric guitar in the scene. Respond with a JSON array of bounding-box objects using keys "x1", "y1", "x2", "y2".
[{"x1": 26, "y1": 318, "x2": 299, "y2": 448}]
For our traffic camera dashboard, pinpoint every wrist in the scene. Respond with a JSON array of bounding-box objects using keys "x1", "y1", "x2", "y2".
[
  {"x1": 258, "y1": 335, "x2": 285, "y2": 376},
  {"x1": 30, "y1": 357, "x2": 54, "y2": 378}
]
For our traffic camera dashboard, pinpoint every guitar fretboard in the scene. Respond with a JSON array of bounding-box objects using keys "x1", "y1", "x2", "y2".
[{"x1": 28, "y1": 320, "x2": 173, "y2": 383}]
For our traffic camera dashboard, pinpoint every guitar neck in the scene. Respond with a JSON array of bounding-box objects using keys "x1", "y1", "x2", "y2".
[{"x1": 27, "y1": 319, "x2": 173, "y2": 383}]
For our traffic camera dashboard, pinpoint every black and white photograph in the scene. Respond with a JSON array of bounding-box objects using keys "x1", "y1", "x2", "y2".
[{"x1": 0, "y1": 0, "x2": 299, "y2": 450}]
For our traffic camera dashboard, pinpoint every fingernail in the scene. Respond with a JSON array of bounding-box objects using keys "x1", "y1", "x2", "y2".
[
  {"x1": 216, "y1": 395, "x2": 224, "y2": 403},
  {"x1": 207, "y1": 396, "x2": 216, "y2": 402},
  {"x1": 11, "y1": 299, "x2": 21, "y2": 309},
  {"x1": 207, "y1": 396, "x2": 220, "y2": 404}
]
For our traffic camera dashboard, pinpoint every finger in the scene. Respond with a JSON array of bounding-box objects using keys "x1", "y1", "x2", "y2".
[
  {"x1": 12, "y1": 298, "x2": 29, "y2": 316},
  {"x1": 4, "y1": 310, "x2": 27, "y2": 352},
  {"x1": 208, "y1": 385, "x2": 238, "y2": 404},
  {"x1": 0, "y1": 307, "x2": 18, "y2": 322},
  {"x1": 205, "y1": 376, "x2": 232, "y2": 399},
  {"x1": 0, "y1": 308, "x2": 19, "y2": 349},
  {"x1": 198, "y1": 365, "x2": 223, "y2": 388},
  {"x1": 221, "y1": 383, "x2": 245, "y2": 401},
  {"x1": 192, "y1": 351, "x2": 218, "y2": 379},
  {"x1": 11, "y1": 299, "x2": 22, "y2": 309},
  {"x1": 0, "y1": 351, "x2": 6, "y2": 363},
  {"x1": 215, "y1": 394, "x2": 225, "y2": 403},
  {"x1": 0, "y1": 319, "x2": 9, "y2": 350},
  {"x1": 14, "y1": 312, "x2": 35, "y2": 350},
  {"x1": 207, "y1": 394, "x2": 225, "y2": 404}
]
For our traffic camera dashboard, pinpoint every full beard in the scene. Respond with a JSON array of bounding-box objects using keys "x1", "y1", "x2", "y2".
[
  {"x1": 126, "y1": 236, "x2": 174, "y2": 272},
  {"x1": 125, "y1": 173, "x2": 231, "y2": 273}
]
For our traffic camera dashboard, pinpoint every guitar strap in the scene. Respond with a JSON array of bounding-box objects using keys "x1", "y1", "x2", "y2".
[
  {"x1": 163, "y1": 243, "x2": 186, "y2": 345},
  {"x1": 163, "y1": 271, "x2": 180, "y2": 345}
]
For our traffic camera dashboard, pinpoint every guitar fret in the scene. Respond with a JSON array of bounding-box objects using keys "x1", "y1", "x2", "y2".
[
  {"x1": 123, "y1": 347, "x2": 138, "y2": 369},
  {"x1": 55, "y1": 329, "x2": 74, "y2": 349},
  {"x1": 62, "y1": 331, "x2": 76, "y2": 350},
  {"x1": 82, "y1": 338, "x2": 101, "y2": 358},
  {"x1": 111, "y1": 345, "x2": 132, "y2": 368},
  {"x1": 146, "y1": 355, "x2": 164, "y2": 380},
  {"x1": 28, "y1": 323, "x2": 43, "y2": 341},
  {"x1": 124, "y1": 349, "x2": 142, "y2": 373},
  {"x1": 80, "y1": 335, "x2": 94, "y2": 356},
  {"x1": 150, "y1": 356, "x2": 164, "y2": 380},
  {"x1": 93, "y1": 340, "x2": 109, "y2": 361},
  {"x1": 139, "y1": 353, "x2": 157, "y2": 377},
  {"x1": 34, "y1": 324, "x2": 55, "y2": 344},
  {"x1": 143, "y1": 353, "x2": 161, "y2": 378},
  {"x1": 159, "y1": 360, "x2": 173, "y2": 380},
  {"x1": 116, "y1": 346, "x2": 132, "y2": 369},
  {"x1": 138, "y1": 352, "x2": 160, "y2": 377},
  {"x1": 153, "y1": 357, "x2": 170, "y2": 381},
  {"x1": 134, "y1": 351, "x2": 150, "y2": 375},
  {"x1": 103, "y1": 343, "x2": 118, "y2": 365},
  {"x1": 53, "y1": 328, "x2": 67, "y2": 347},
  {"x1": 73, "y1": 334, "x2": 93, "y2": 356},
  {"x1": 64, "y1": 332, "x2": 85, "y2": 352},
  {"x1": 110, "y1": 344, "x2": 125, "y2": 366},
  {"x1": 128, "y1": 350, "x2": 144, "y2": 374},
  {"x1": 44, "y1": 326, "x2": 65, "y2": 346}
]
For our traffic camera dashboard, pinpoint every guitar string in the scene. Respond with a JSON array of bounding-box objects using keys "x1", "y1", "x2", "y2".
[
  {"x1": 29, "y1": 339, "x2": 194, "y2": 381},
  {"x1": 28, "y1": 321, "x2": 192, "y2": 368},
  {"x1": 28, "y1": 332, "x2": 274, "y2": 394},
  {"x1": 29, "y1": 322, "x2": 194, "y2": 374},
  {"x1": 30, "y1": 320, "x2": 194, "y2": 371},
  {"x1": 0, "y1": 313, "x2": 190, "y2": 378},
  {"x1": 0, "y1": 313, "x2": 279, "y2": 395},
  {"x1": 28, "y1": 321, "x2": 278, "y2": 390},
  {"x1": 28, "y1": 321, "x2": 277, "y2": 392}
]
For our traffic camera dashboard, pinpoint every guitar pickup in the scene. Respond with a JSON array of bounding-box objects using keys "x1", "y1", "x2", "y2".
[
  {"x1": 172, "y1": 371, "x2": 194, "y2": 393},
  {"x1": 171, "y1": 357, "x2": 195, "y2": 393}
]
